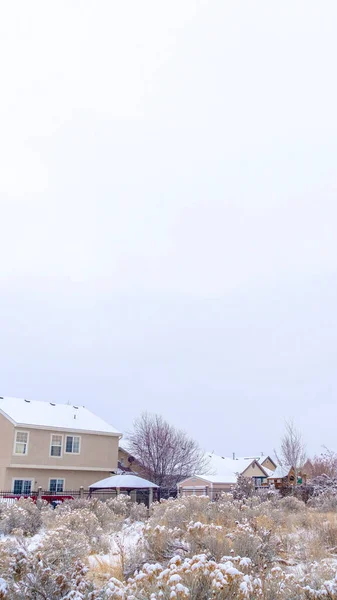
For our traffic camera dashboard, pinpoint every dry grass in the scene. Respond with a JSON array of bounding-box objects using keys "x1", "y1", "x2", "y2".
[{"x1": 88, "y1": 555, "x2": 123, "y2": 586}]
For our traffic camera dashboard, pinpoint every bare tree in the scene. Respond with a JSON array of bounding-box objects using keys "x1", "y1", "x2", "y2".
[
  {"x1": 306, "y1": 446, "x2": 337, "y2": 479},
  {"x1": 127, "y1": 413, "x2": 209, "y2": 488},
  {"x1": 274, "y1": 420, "x2": 306, "y2": 476}
]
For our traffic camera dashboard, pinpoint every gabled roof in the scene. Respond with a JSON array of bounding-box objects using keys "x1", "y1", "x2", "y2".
[
  {"x1": 257, "y1": 456, "x2": 277, "y2": 469},
  {"x1": 234, "y1": 455, "x2": 276, "y2": 469},
  {"x1": 267, "y1": 465, "x2": 293, "y2": 479},
  {"x1": 0, "y1": 396, "x2": 121, "y2": 436},
  {"x1": 178, "y1": 453, "x2": 269, "y2": 486}
]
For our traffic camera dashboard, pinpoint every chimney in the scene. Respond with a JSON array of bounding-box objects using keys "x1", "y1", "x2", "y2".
[{"x1": 232, "y1": 452, "x2": 235, "y2": 460}]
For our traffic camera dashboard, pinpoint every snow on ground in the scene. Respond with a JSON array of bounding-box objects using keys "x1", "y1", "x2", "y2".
[{"x1": 89, "y1": 521, "x2": 145, "y2": 569}]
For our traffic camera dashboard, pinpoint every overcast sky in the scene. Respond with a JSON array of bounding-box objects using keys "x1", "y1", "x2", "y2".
[{"x1": 1, "y1": 1, "x2": 337, "y2": 458}]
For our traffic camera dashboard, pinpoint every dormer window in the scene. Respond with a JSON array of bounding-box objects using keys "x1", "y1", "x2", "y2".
[{"x1": 14, "y1": 431, "x2": 29, "y2": 455}]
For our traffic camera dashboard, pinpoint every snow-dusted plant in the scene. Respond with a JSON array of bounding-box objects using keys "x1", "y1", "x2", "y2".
[
  {"x1": 232, "y1": 474, "x2": 255, "y2": 500},
  {"x1": 0, "y1": 498, "x2": 50, "y2": 537},
  {"x1": 279, "y1": 496, "x2": 306, "y2": 512}
]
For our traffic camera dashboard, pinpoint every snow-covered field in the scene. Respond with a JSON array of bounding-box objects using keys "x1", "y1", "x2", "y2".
[{"x1": 1, "y1": 491, "x2": 337, "y2": 598}]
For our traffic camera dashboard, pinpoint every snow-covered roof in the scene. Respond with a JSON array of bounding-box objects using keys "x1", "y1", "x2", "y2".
[
  {"x1": 186, "y1": 453, "x2": 269, "y2": 485},
  {"x1": 0, "y1": 396, "x2": 121, "y2": 436},
  {"x1": 263, "y1": 467, "x2": 276, "y2": 477},
  {"x1": 267, "y1": 465, "x2": 293, "y2": 479},
  {"x1": 89, "y1": 474, "x2": 158, "y2": 489}
]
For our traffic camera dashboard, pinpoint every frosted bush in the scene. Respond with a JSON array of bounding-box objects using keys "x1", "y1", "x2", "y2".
[
  {"x1": 39, "y1": 526, "x2": 91, "y2": 566},
  {"x1": 308, "y1": 492, "x2": 337, "y2": 512},
  {"x1": 4, "y1": 492, "x2": 337, "y2": 597},
  {"x1": 143, "y1": 523, "x2": 187, "y2": 562},
  {"x1": 150, "y1": 495, "x2": 212, "y2": 529},
  {"x1": 51, "y1": 497, "x2": 124, "y2": 532},
  {"x1": 47, "y1": 509, "x2": 110, "y2": 554},
  {"x1": 0, "y1": 498, "x2": 50, "y2": 536},
  {"x1": 279, "y1": 496, "x2": 306, "y2": 512},
  {"x1": 3, "y1": 554, "x2": 95, "y2": 600},
  {"x1": 106, "y1": 495, "x2": 133, "y2": 517},
  {"x1": 186, "y1": 521, "x2": 232, "y2": 559},
  {"x1": 129, "y1": 501, "x2": 148, "y2": 522}
]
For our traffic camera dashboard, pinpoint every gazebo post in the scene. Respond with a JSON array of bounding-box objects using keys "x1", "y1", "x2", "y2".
[{"x1": 149, "y1": 487, "x2": 153, "y2": 508}]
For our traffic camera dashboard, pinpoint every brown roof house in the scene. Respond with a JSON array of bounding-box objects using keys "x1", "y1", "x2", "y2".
[
  {"x1": 0, "y1": 396, "x2": 122, "y2": 494},
  {"x1": 267, "y1": 465, "x2": 307, "y2": 489},
  {"x1": 178, "y1": 453, "x2": 277, "y2": 499}
]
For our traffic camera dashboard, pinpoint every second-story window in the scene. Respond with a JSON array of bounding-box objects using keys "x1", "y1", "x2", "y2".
[
  {"x1": 14, "y1": 431, "x2": 29, "y2": 455},
  {"x1": 65, "y1": 436, "x2": 80, "y2": 454},
  {"x1": 50, "y1": 434, "x2": 63, "y2": 457}
]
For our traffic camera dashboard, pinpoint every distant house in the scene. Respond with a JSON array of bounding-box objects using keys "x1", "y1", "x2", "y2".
[
  {"x1": 0, "y1": 396, "x2": 122, "y2": 493},
  {"x1": 117, "y1": 446, "x2": 147, "y2": 478},
  {"x1": 118, "y1": 446, "x2": 139, "y2": 474},
  {"x1": 178, "y1": 453, "x2": 277, "y2": 497},
  {"x1": 267, "y1": 465, "x2": 306, "y2": 489}
]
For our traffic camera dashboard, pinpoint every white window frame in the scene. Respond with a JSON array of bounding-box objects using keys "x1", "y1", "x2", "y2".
[
  {"x1": 13, "y1": 430, "x2": 29, "y2": 456},
  {"x1": 65, "y1": 435, "x2": 81, "y2": 455},
  {"x1": 50, "y1": 434, "x2": 63, "y2": 458},
  {"x1": 48, "y1": 478, "x2": 65, "y2": 493},
  {"x1": 12, "y1": 478, "x2": 34, "y2": 495}
]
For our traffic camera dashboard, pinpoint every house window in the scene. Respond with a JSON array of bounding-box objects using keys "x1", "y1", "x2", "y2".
[
  {"x1": 49, "y1": 479, "x2": 64, "y2": 493},
  {"x1": 50, "y1": 435, "x2": 63, "y2": 457},
  {"x1": 65, "y1": 435, "x2": 80, "y2": 454},
  {"x1": 13, "y1": 479, "x2": 32, "y2": 495},
  {"x1": 14, "y1": 431, "x2": 28, "y2": 455}
]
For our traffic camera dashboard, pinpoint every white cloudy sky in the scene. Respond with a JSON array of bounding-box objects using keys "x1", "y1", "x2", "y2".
[{"x1": 1, "y1": 1, "x2": 337, "y2": 457}]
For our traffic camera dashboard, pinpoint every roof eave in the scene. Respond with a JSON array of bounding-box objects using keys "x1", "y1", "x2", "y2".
[{"x1": 14, "y1": 423, "x2": 122, "y2": 437}]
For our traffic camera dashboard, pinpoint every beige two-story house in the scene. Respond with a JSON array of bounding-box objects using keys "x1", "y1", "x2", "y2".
[{"x1": 0, "y1": 396, "x2": 122, "y2": 493}]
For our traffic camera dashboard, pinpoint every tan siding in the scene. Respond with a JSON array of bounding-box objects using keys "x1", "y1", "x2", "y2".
[
  {"x1": 211, "y1": 483, "x2": 232, "y2": 491},
  {"x1": 5, "y1": 468, "x2": 111, "y2": 491},
  {"x1": 241, "y1": 462, "x2": 266, "y2": 477},
  {"x1": 0, "y1": 414, "x2": 15, "y2": 488},
  {"x1": 261, "y1": 457, "x2": 276, "y2": 472},
  {"x1": 10, "y1": 428, "x2": 118, "y2": 471},
  {"x1": 118, "y1": 448, "x2": 143, "y2": 474},
  {"x1": 179, "y1": 476, "x2": 208, "y2": 487}
]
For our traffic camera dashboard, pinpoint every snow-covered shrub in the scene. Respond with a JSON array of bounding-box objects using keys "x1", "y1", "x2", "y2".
[
  {"x1": 4, "y1": 554, "x2": 95, "y2": 600},
  {"x1": 39, "y1": 525, "x2": 91, "y2": 566},
  {"x1": 121, "y1": 553, "x2": 260, "y2": 599},
  {"x1": 232, "y1": 474, "x2": 255, "y2": 500},
  {"x1": 106, "y1": 494, "x2": 133, "y2": 517},
  {"x1": 308, "y1": 493, "x2": 337, "y2": 512},
  {"x1": 186, "y1": 521, "x2": 232, "y2": 559},
  {"x1": 0, "y1": 539, "x2": 29, "y2": 583},
  {"x1": 142, "y1": 523, "x2": 186, "y2": 563},
  {"x1": 150, "y1": 495, "x2": 212, "y2": 529},
  {"x1": 279, "y1": 496, "x2": 306, "y2": 512},
  {"x1": 46, "y1": 508, "x2": 110, "y2": 554},
  {"x1": 129, "y1": 501, "x2": 148, "y2": 522},
  {"x1": 0, "y1": 498, "x2": 50, "y2": 536},
  {"x1": 49, "y1": 497, "x2": 128, "y2": 535},
  {"x1": 307, "y1": 477, "x2": 337, "y2": 512}
]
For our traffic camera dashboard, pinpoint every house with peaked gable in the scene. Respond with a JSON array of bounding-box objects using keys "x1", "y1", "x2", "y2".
[
  {"x1": 0, "y1": 396, "x2": 122, "y2": 493},
  {"x1": 178, "y1": 453, "x2": 277, "y2": 497},
  {"x1": 267, "y1": 465, "x2": 307, "y2": 489}
]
